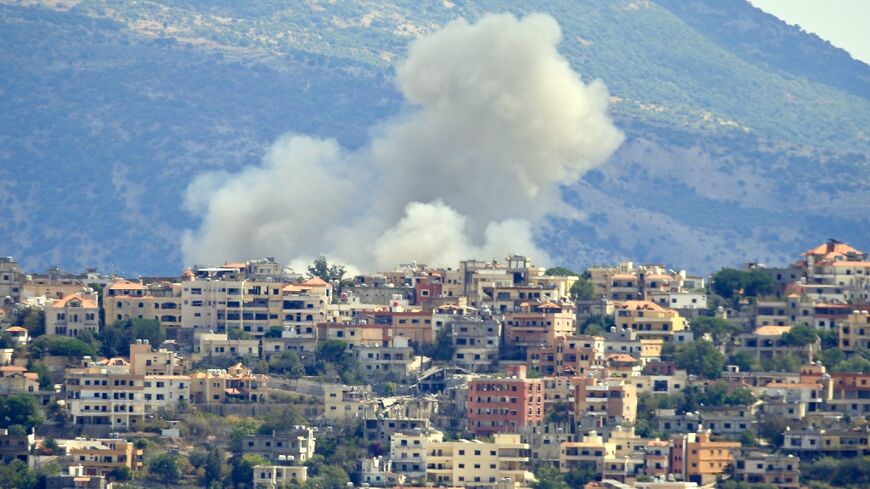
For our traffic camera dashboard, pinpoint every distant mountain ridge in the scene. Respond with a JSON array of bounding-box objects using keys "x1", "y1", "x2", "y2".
[{"x1": 0, "y1": 0, "x2": 867, "y2": 275}]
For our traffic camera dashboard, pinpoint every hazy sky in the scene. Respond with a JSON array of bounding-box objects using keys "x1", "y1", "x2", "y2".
[{"x1": 750, "y1": 0, "x2": 870, "y2": 65}]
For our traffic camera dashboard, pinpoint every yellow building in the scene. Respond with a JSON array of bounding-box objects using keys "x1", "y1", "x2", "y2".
[
  {"x1": 839, "y1": 310, "x2": 870, "y2": 352},
  {"x1": 613, "y1": 301, "x2": 685, "y2": 342},
  {"x1": 559, "y1": 431, "x2": 614, "y2": 473},
  {"x1": 425, "y1": 434, "x2": 535, "y2": 489}
]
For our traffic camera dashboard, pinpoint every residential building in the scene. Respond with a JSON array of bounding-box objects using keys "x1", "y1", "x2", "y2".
[
  {"x1": 129, "y1": 339, "x2": 185, "y2": 376},
  {"x1": 574, "y1": 376, "x2": 637, "y2": 425},
  {"x1": 46, "y1": 292, "x2": 100, "y2": 337},
  {"x1": 322, "y1": 384, "x2": 377, "y2": 421},
  {"x1": 425, "y1": 434, "x2": 535, "y2": 489},
  {"x1": 467, "y1": 365, "x2": 545, "y2": 435},
  {"x1": 0, "y1": 428, "x2": 34, "y2": 464},
  {"x1": 353, "y1": 336, "x2": 422, "y2": 377},
  {"x1": 733, "y1": 325, "x2": 815, "y2": 361},
  {"x1": 189, "y1": 363, "x2": 267, "y2": 404},
  {"x1": 503, "y1": 302, "x2": 576, "y2": 349},
  {"x1": 242, "y1": 427, "x2": 316, "y2": 464},
  {"x1": 64, "y1": 360, "x2": 146, "y2": 430},
  {"x1": 559, "y1": 431, "x2": 614, "y2": 473},
  {"x1": 733, "y1": 450, "x2": 800, "y2": 489},
  {"x1": 670, "y1": 430, "x2": 740, "y2": 485},
  {"x1": 0, "y1": 257, "x2": 22, "y2": 304},
  {"x1": 195, "y1": 332, "x2": 259, "y2": 361},
  {"x1": 361, "y1": 456, "x2": 405, "y2": 487},
  {"x1": 60, "y1": 438, "x2": 144, "y2": 477},
  {"x1": 527, "y1": 335, "x2": 605, "y2": 377},
  {"x1": 4, "y1": 325, "x2": 29, "y2": 345},
  {"x1": 839, "y1": 310, "x2": 870, "y2": 352},
  {"x1": 613, "y1": 301, "x2": 686, "y2": 343},
  {"x1": 390, "y1": 429, "x2": 444, "y2": 480},
  {"x1": 252, "y1": 463, "x2": 308, "y2": 489},
  {"x1": 104, "y1": 280, "x2": 182, "y2": 335}
]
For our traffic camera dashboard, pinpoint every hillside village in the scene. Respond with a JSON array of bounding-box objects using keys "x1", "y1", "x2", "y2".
[{"x1": 1, "y1": 239, "x2": 869, "y2": 489}]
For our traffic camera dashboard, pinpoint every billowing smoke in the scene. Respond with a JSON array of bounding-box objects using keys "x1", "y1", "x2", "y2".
[{"x1": 181, "y1": 13, "x2": 623, "y2": 270}]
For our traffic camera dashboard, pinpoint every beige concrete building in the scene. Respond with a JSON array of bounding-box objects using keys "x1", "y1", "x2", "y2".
[
  {"x1": 104, "y1": 280, "x2": 182, "y2": 334},
  {"x1": 839, "y1": 310, "x2": 870, "y2": 352},
  {"x1": 425, "y1": 434, "x2": 535, "y2": 489},
  {"x1": 391, "y1": 429, "x2": 444, "y2": 480},
  {"x1": 189, "y1": 362, "x2": 267, "y2": 404},
  {"x1": 46, "y1": 292, "x2": 100, "y2": 337},
  {"x1": 64, "y1": 360, "x2": 146, "y2": 430},
  {"x1": 60, "y1": 438, "x2": 143, "y2": 477},
  {"x1": 253, "y1": 463, "x2": 308, "y2": 489}
]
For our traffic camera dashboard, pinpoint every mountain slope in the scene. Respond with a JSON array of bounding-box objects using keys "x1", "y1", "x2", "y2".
[{"x1": 0, "y1": 0, "x2": 867, "y2": 275}]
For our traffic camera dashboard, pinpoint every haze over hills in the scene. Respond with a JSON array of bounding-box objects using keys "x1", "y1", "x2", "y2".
[{"x1": 1, "y1": 0, "x2": 868, "y2": 276}]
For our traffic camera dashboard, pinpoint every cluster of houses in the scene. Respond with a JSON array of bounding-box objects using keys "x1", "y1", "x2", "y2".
[{"x1": 0, "y1": 240, "x2": 868, "y2": 489}]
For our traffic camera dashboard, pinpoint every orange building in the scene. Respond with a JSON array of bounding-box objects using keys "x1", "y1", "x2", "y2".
[
  {"x1": 671, "y1": 430, "x2": 740, "y2": 484},
  {"x1": 467, "y1": 365, "x2": 544, "y2": 435},
  {"x1": 573, "y1": 376, "x2": 637, "y2": 425}
]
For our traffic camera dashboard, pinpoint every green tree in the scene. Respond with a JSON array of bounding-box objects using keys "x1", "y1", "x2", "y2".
[
  {"x1": 690, "y1": 316, "x2": 742, "y2": 344},
  {"x1": 383, "y1": 382, "x2": 397, "y2": 397},
  {"x1": 258, "y1": 405, "x2": 304, "y2": 434},
  {"x1": 570, "y1": 277, "x2": 595, "y2": 301},
  {"x1": 308, "y1": 256, "x2": 346, "y2": 284},
  {"x1": 230, "y1": 453, "x2": 268, "y2": 487},
  {"x1": 565, "y1": 463, "x2": 598, "y2": 487},
  {"x1": 831, "y1": 355, "x2": 870, "y2": 373},
  {"x1": 544, "y1": 267, "x2": 577, "y2": 277},
  {"x1": 743, "y1": 269, "x2": 776, "y2": 297},
  {"x1": 269, "y1": 350, "x2": 305, "y2": 377},
  {"x1": 532, "y1": 465, "x2": 569, "y2": 489},
  {"x1": 739, "y1": 429, "x2": 757, "y2": 447},
  {"x1": 22, "y1": 309, "x2": 45, "y2": 337},
  {"x1": 306, "y1": 465, "x2": 350, "y2": 489},
  {"x1": 101, "y1": 318, "x2": 165, "y2": 357},
  {"x1": 109, "y1": 465, "x2": 132, "y2": 481},
  {"x1": 204, "y1": 447, "x2": 224, "y2": 488},
  {"x1": 148, "y1": 453, "x2": 181, "y2": 487},
  {"x1": 27, "y1": 361, "x2": 54, "y2": 390},
  {"x1": 0, "y1": 394, "x2": 44, "y2": 431},
  {"x1": 711, "y1": 268, "x2": 745, "y2": 299},
  {"x1": 675, "y1": 340, "x2": 724, "y2": 379},
  {"x1": 762, "y1": 354, "x2": 802, "y2": 373},
  {"x1": 579, "y1": 314, "x2": 614, "y2": 335},
  {"x1": 783, "y1": 324, "x2": 818, "y2": 347},
  {"x1": 29, "y1": 336, "x2": 96, "y2": 358},
  {"x1": 0, "y1": 460, "x2": 37, "y2": 489},
  {"x1": 423, "y1": 328, "x2": 455, "y2": 362},
  {"x1": 728, "y1": 351, "x2": 760, "y2": 372}
]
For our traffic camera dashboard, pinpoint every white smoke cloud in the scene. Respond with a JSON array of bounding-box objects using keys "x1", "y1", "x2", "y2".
[{"x1": 181, "y1": 13, "x2": 623, "y2": 271}]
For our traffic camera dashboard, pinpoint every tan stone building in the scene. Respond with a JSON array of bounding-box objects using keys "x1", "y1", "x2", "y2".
[{"x1": 46, "y1": 292, "x2": 100, "y2": 337}]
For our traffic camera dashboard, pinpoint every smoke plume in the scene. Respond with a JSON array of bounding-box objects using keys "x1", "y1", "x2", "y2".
[{"x1": 181, "y1": 13, "x2": 623, "y2": 270}]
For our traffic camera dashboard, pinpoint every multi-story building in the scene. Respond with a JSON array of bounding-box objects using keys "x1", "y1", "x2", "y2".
[
  {"x1": 519, "y1": 422, "x2": 575, "y2": 465},
  {"x1": 601, "y1": 328, "x2": 663, "y2": 364},
  {"x1": 64, "y1": 360, "x2": 146, "y2": 430},
  {"x1": 364, "y1": 416, "x2": 430, "y2": 445},
  {"x1": 503, "y1": 302, "x2": 576, "y2": 349},
  {"x1": 783, "y1": 426, "x2": 870, "y2": 457},
  {"x1": 104, "y1": 280, "x2": 182, "y2": 334},
  {"x1": 613, "y1": 301, "x2": 686, "y2": 343},
  {"x1": 467, "y1": 365, "x2": 545, "y2": 435},
  {"x1": 0, "y1": 257, "x2": 22, "y2": 304},
  {"x1": 0, "y1": 428, "x2": 34, "y2": 464},
  {"x1": 527, "y1": 335, "x2": 604, "y2": 377},
  {"x1": 361, "y1": 456, "x2": 405, "y2": 487},
  {"x1": 574, "y1": 376, "x2": 637, "y2": 425},
  {"x1": 353, "y1": 336, "x2": 422, "y2": 378},
  {"x1": 142, "y1": 375, "x2": 189, "y2": 413},
  {"x1": 425, "y1": 434, "x2": 535, "y2": 489},
  {"x1": 445, "y1": 315, "x2": 502, "y2": 372},
  {"x1": 189, "y1": 363, "x2": 267, "y2": 404},
  {"x1": 46, "y1": 292, "x2": 100, "y2": 337},
  {"x1": 129, "y1": 340, "x2": 185, "y2": 376},
  {"x1": 242, "y1": 427, "x2": 316, "y2": 464},
  {"x1": 733, "y1": 325, "x2": 815, "y2": 361},
  {"x1": 839, "y1": 310, "x2": 870, "y2": 352},
  {"x1": 559, "y1": 431, "x2": 614, "y2": 473},
  {"x1": 322, "y1": 384, "x2": 377, "y2": 421},
  {"x1": 60, "y1": 438, "x2": 144, "y2": 477},
  {"x1": 733, "y1": 450, "x2": 800, "y2": 489},
  {"x1": 390, "y1": 429, "x2": 444, "y2": 480},
  {"x1": 282, "y1": 278, "x2": 332, "y2": 337},
  {"x1": 670, "y1": 430, "x2": 740, "y2": 485}
]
